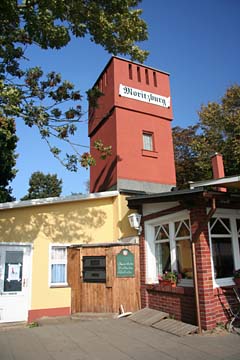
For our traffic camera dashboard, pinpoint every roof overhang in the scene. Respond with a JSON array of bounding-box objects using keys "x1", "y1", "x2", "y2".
[
  {"x1": 0, "y1": 191, "x2": 120, "y2": 211},
  {"x1": 127, "y1": 188, "x2": 240, "y2": 209},
  {"x1": 189, "y1": 175, "x2": 240, "y2": 190}
]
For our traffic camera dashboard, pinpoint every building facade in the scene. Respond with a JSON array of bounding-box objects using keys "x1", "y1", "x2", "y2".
[
  {"x1": 128, "y1": 183, "x2": 240, "y2": 330},
  {"x1": 1, "y1": 56, "x2": 239, "y2": 330},
  {"x1": 0, "y1": 191, "x2": 138, "y2": 323},
  {"x1": 89, "y1": 57, "x2": 176, "y2": 193}
]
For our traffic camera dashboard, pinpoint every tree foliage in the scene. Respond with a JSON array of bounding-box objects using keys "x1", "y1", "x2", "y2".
[
  {"x1": 0, "y1": 116, "x2": 18, "y2": 202},
  {"x1": 0, "y1": 0, "x2": 148, "y2": 171},
  {"x1": 173, "y1": 84, "x2": 240, "y2": 188},
  {"x1": 21, "y1": 171, "x2": 62, "y2": 200}
]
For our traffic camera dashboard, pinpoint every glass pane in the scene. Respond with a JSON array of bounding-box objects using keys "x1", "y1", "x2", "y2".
[
  {"x1": 51, "y1": 247, "x2": 66, "y2": 261},
  {"x1": 237, "y1": 219, "x2": 240, "y2": 253},
  {"x1": 237, "y1": 219, "x2": 240, "y2": 234},
  {"x1": 51, "y1": 264, "x2": 66, "y2": 283},
  {"x1": 155, "y1": 242, "x2": 170, "y2": 275},
  {"x1": 176, "y1": 240, "x2": 193, "y2": 279},
  {"x1": 4, "y1": 251, "x2": 23, "y2": 292},
  {"x1": 143, "y1": 133, "x2": 153, "y2": 151},
  {"x1": 210, "y1": 218, "x2": 230, "y2": 234},
  {"x1": 175, "y1": 220, "x2": 190, "y2": 238},
  {"x1": 155, "y1": 224, "x2": 169, "y2": 241},
  {"x1": 212, "y1": 237, "x2": 234, "y2": 278}
]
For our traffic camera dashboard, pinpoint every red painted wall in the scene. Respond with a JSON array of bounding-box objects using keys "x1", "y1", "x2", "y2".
[
  {"x1": 28, "y1": 307, "x2": 71, "y2": 323},
  {"x1": 89, "y1": 57, "x2": 176, "y2": 193},
  {"x1": 116, "y1": 107, "x2": 176, "y2": 184}
]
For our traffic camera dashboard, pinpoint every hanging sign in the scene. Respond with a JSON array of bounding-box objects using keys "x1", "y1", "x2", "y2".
[
  {"x1": 116, "y1": 249, "x2": 135, "y2": 278},
  {"x1": 119, "y1": 84, "x2": 171, "y2": 108}
]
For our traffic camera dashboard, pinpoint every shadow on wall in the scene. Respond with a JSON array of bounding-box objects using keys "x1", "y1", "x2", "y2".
[
  {"x1": 0, "y1": 206, "x2": 107, "y2": 244},
  {"x1": 92, "y1": 155, "x2": 122, "y2": 192},
  {"x1": 117, "y1": 211, "x2": 138, "y2": 240}
]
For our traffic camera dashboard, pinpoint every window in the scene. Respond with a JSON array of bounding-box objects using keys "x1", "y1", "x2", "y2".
[
  {"x1": 145, "y1": 69, "x2": 149, "y2": 85},
  {"x1": 237, "y1": 219, "x2": 240, "y2": 256},
  {"x1": 155, "y1": 224, "x2": 171, "y2": 275},
  {"x1": 175, "y1": 220, "x2": 193, "y2": 280},
  {"x1": 50, "y1": 246, "x2": 67, "y2": 286},
  {"x1": 210, "y1": 217, "x2": 233, "y2": 279},
  {"x1": 209, "y1": 212, "x2": 240, "y2": 285},
  {"x1": 128, "y1": 64, "x2": 133, "y2": 80},
  {"x1": 3, "y1": 251, "x2": 23, "y2": 292},
  {"x1": 137, "y1": 66, "x2": 141, "y2": 82},
  {"x1": 153, "y1": 71, "x2": 157, "y2": 87},
  {"x1": 104, "y1": 70, "x2": 108, "y2": 86},
  {"x1": 146, "y1": 211, "x2": 193, "y2": 285},
  {"x1": 143, "y1": 132, "x2": 153, "y2": 151}
]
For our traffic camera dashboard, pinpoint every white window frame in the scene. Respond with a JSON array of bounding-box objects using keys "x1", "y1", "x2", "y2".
[
  {"x1": 209, "y1": 208, "x2": 240, "y2": 288},
  {"x1": 49, "y1": 244, "x2": 68, "y2": 287},
  {"x1": 144, "y1": 210, "x2": 193, "y2": 286},
  {"x1": 143, "y1": 132, "x2": 153, "y2": 151}
]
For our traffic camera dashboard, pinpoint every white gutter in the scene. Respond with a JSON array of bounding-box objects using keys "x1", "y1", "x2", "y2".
[{"x1": 0, "y1": 191, "x2": 120, "y2": 210}]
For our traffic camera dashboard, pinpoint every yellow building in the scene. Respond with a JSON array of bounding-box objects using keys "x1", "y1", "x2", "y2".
[{"x1": 0, "y1": 191, "x2": 138, "y2": 323}]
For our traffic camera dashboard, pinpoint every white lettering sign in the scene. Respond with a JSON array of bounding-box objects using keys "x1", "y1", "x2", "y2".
[{"x1": 119, "y1": 84, "x2": 170, "y2": 108}]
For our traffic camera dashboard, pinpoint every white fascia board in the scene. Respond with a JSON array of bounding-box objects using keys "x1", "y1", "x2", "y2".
[
  {"x1": 189, "y1": 175, "x2": 240, "y2": 189},
  {"x1": 0, "y1": 190, "x2": 119, "y2": 211}
]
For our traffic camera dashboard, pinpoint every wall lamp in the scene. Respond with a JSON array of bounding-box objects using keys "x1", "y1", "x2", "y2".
[{"x1": 128, "y1": 213, "x2": 142, "y2": 235}]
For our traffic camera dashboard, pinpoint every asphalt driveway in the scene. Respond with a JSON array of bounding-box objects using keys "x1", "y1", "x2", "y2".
[{"x1": 0, "y1": 317, "x2": 240, "y2": 360}]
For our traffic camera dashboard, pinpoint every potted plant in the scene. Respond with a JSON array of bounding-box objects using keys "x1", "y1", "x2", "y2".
[
  {"x1": 233, "y1": 269, "x2": 240, "y2": 286},
  {"x1": 159, "y1": 271, "x2": 178, "y2": 287}
]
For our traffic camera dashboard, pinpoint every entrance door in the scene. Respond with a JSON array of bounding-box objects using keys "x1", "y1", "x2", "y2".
[{"x1": 0, "y1": 245, "x2": 31, "y2": 323}]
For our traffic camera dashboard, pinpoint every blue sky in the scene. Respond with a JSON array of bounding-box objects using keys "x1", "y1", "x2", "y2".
[{"x1": 11, "y1": 0, "x2": 240, "y2": 200}]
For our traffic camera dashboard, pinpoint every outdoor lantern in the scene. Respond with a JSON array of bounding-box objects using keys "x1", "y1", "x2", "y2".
[{"x1": 128, "y1": 213, "x2": 142, "y2": 234}]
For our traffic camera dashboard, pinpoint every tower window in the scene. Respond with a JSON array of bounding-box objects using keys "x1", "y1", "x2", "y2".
[
  {"x1": 104, "y1": 70, "x2": 108, "y2": 86},
  {"x1": 153, "y1": 71, "x2": 157, "y2": 87},
  {"x1": 143, "y1": 132, "x2": 153, "y2": 151},
  {"x1": 137, "y1": 66, "x2": 141, "y2": 82},
  {"x1": 145, "y1": 69, "x2": 149, "y2": 85},
  {"x1": 128, "y1": 64, "x2": 133, "y2": 80}
]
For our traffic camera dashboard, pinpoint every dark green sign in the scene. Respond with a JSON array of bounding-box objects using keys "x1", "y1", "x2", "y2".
[{"x1": 116, "y1": 249, "x2": 134, "y2": 278}]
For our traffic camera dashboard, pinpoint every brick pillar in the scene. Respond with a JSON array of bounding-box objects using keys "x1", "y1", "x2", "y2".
[
  {"x1": 190, "y1": 203, "x2": 217, "y2": 330},
  {"x1": 139, "y1": 232, "x2": 149, "y2": 308}
]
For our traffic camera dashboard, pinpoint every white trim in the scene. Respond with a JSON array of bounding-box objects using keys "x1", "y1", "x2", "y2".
[
  {"x1": 144, "y1": 210, "x2": 191, "y2": 285},
  {"x1": 49, "y1": 244, "x2": 69, "y2": 288},
  {"x1": 145, "y1": 210, "x2": 190, "y2": 226},
  {"x1": 0, "y1": 244, "x2": 32, "y2": 322},
  {"x1": 189, "y1": 175, "x2": 240, "y2": 189},
  {"x1": 210, "y1": 208, "x2": 240, "y2": 216},
  {"x1": 208, "y1": 210, "x2": 240, "y2": 287},
  {"x1": 0, "y1": 242, "x2": 33, "y2": 246},
  {"x1": 0, "y1": 191, "x2": 119, "y2": 211},
  {"x1": 178, "y1": 279, "x2": 193, "y2": 287}
]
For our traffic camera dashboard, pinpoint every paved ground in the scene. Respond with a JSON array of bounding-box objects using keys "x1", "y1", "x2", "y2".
[{"x1": 0, "y1": 316, "x2": 240, "y2": 360}]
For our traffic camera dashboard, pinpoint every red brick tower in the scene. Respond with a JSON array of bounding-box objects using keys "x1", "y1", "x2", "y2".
[{"x1": 89, "y1": 57, "x2": 176, "y2": 193}]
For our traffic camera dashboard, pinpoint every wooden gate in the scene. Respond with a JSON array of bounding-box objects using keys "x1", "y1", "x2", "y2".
[{"x1": 68, "y1": 244, "x2": 140, "y2": 314}]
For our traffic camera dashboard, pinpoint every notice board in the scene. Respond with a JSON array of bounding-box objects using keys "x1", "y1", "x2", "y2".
[{"x1": 116, "y1": 249, "x2": 134, "y2": 278}]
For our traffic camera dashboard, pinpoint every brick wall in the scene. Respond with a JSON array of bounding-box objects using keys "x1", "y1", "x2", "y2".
[
  {"x1": 213, "y1": 287, "x2": 235, "y2": 325},
  {"x1": 146, "y1": 284, "x2": 196, "y2": 324}
]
